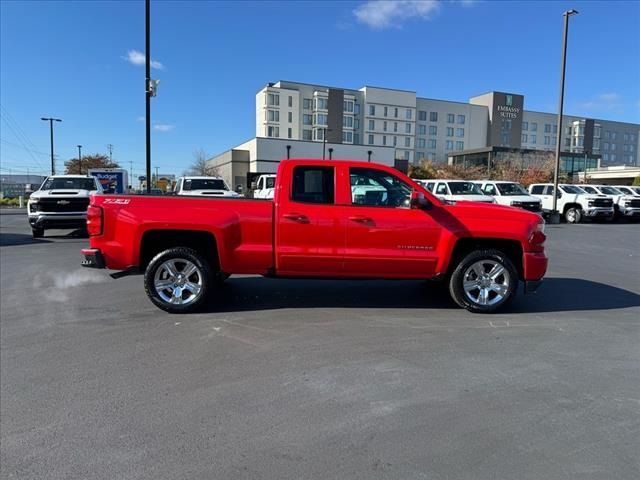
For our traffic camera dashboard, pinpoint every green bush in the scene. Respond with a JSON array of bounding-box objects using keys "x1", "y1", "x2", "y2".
[
  {"x1": 632, "y1": 175, "x2": 640, "y2": 186},
  {"x1": 0, "y1": 197, "x2": 21, "y2": 207}
]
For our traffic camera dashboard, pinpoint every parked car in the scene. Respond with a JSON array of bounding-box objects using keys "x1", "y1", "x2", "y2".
[
  {"x1": 528, "y1": 183, "x2": 614, "y2": 223},
  {"x1": 82, "y1": 159, "x2": 547, "y2": 314},
  {"x1": 253, "y1": 174, "x2": 277, "y2": 199},
  {"x1": 476, "y1": 181, "x2": 542, "y2": 214},
  {"x1": 421, "y1": 179, "x2": 496, "y2": 204},
  {"x1": 27, "y1": 175, "x2": 102, "y2": 238},
  {"x1": 578, "y1": 185, "x2": 640, "y2": 220},
  {"x1": 174, "y1": 176, "x2": 240, "y2": 197}
]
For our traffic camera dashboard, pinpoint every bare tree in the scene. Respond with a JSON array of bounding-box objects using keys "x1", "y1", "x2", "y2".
[{"x1": 187, "y1": 149, "x2": 218, "y2": 176}]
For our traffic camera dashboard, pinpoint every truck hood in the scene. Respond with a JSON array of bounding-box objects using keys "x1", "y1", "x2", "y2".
[
  {"x1": 500, "y1": 195, "x2": 540, "y2": 203},
  {"x1": 30, "y1": 189, "x2": 95, "y2": 199},
  {"x1": 443, "y1": 200, "x2": 542, "y2": 225},
  {"x1": 446, "y1": 194, "x2": 495, "y2": 203}
]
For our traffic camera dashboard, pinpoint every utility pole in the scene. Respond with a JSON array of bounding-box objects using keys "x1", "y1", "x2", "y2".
[
  {"x1": 145, "y1": 0, "x2": 152, "y2": 193},
  {"x1": 107, "y1": 144, "x2": 114, "y2": 165},
  {"x1": 41, "y1": 117, "x2": 62, "y2": 175},
  {"x1": 77, "y1": 145, "x2": 82, "y2": 174},
  {"x1": 551, "y1": 9, "x2": 579, "y2": 224},
  {"x1": 129, "y1": 161, "x2": 133, "y2": 190},
  {"x1": 154, "y1": 166, "x2": 159, "y2": 188}
]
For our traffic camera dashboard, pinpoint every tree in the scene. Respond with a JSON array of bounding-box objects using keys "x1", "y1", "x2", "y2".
[
  {"x1": 65, "y1": 154, "x2": 118, "y2": 174},
  {"x1": 632, "y1": 175, "x2": 640, "y2": 186},
  {"x1": 187, "y1": 149, "x2": 218, "y2": 176}
]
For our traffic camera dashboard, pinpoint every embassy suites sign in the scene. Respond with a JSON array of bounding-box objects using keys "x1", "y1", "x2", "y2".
[
  {"x1": 489, "y1": 93, "x2": 525, "y2": 148},
  {"x1": 496, "y1": 95, "x2": 521, "y2": 119}
]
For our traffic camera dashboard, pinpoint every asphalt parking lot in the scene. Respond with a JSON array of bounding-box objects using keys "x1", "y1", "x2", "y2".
[{"x1": 1, "y1": 208, "x2": 639, "y2": 480}]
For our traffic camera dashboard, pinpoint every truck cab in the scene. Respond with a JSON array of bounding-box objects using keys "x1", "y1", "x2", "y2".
[
  {"x1": 175, "y1": 176, "x2": 240, "y2": 197},
  {"x1": 423, "y1": 180, "x2": 496, "y2": 204},
  {"x1": 253, "y1": 174, "x2": 277, "y2": 199},
  {"x1": 528, "y1": 183, "x2": 614, "y2": 223},
  {"x1": 476, "y1": 181, "x2": 542, "y2": 214}
]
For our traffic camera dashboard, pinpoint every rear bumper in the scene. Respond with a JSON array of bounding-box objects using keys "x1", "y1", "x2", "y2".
[
  {"x1": 524, "y1": 279, "x2": 543, "y2": 294},
  {"x1": 81, "y1": 248, "x2": 105, "y2": 269}
]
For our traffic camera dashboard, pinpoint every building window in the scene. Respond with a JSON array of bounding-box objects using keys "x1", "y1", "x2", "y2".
[
  {"x1": 418, "y1": 125, "x2": 426, "y2": 135},
  {"x1": 447, "y1": 113, "x2": 454, "y2": 124},
  {"x1": 354, "y1": 133, "x2": 360, "y2": 144},
  {"x1": 369, "y1": 105, "x2": 375, "y2": 116},
  {"x1": 267, "y1": 93, "x2": 279, "y2": 106},
  {"x1": 342, "y1": 131, "x2": 353, "y2": 142},
  {"x1": 427, "y1": 152, "x2": 436, "y2": 161},
  {"x1": 383, "y1": 106, "x2": 388, "y2": 117},
  {"x1": 288, "y1": 128, "x2": 292, "y2": 139},
  {"x1": 406, "y1": 109, "x2": 412, "y2": 119},
  {"x1": 501, "y1": 133, "x2": 509, "y2": 145},
  {"x1": 314, "y1": 113, "x2": 327, "y2": 126},
  {"x1": 428, "y1": 139, "x2": 437, "y2": 149},
  {"x1": 530, "y1": 134, "x2": 537, "y2": 144},
  {"x1": 610, "y1": 153, "x2": 616, "y2": 162},
  {"x1": 393, "y1": 136, "x2": 397, "y2": 147},
  {"x1": 418, "y1": 111, "x2": 427, "y2": 121},
  {"x1": 544, "y1": 136, "x2": 551, "y2": 145},
  {"x1": 344, "y1": 100, "x2": 354, "y2": 112},
  {"x1": 446, "y1": 127, "x2": 454, "y2": 137},
  {"x1": 288, "y1": 111, "x2": 293, "y2": 123},
  {"x1": 343, "y1": 116, "x2": 354, "y2": 128},
  {"x1": 531, "y1": 122, "x2": 538, "y2": 132},
  {"x1": 354, "y1": 118, "x2": 360, "y2": 129},
  {"x1": 564, "y1": 137, "x2": 570, "y2": 147},
  {"x1": 611, "y1": 143, "x2": 616, "y2": 150},
  {"x1": 456, "y1": 141, "x2": 464, "y2": 150},
  {"x1": 502, "y1": 119, "x2": 512, "y2": 130},
  {"x1": 630, "y1": 144, "x2": 635, "y2": 152},
  {"x1": 445, "y1": 140, "x2": 453, "y2": 150},
  {"x1": 522, "y1": 121, "x2": 528, "y2": 131},
  {"x1": 553, "y1": 124, "x2": 558, "y2": 134},
  {"x1": 456, "y1": 128, "x2": 464, "y2": 137},
  {"x1": 303, "y1": 114, "x2": 312, "y2": 125},
  {"x1": 603, "y1": 153, "x2": 609, "y2": 161},
  {"x1": 552, "y1": 136, "x2": 557, "y2": 146},
  {"x1": 457, "y1": 115, "x2": 465, "y2": 124},
  {"x1": 383, "y1": 121, "x2": 388, "y2": 132},
  {"x1": 267, "y1": 126, "x2": 279, "y2": 137},
  {"x1": 573, "y1": 137, "x2": 578, "y2": 147},
  {"x1": 430, "y1": 112, "x2": 438, "y2": 122},
  {"x1": 368, "y1": 134, "x2": 374, "y2": 145},
  {"x1": 316, "y1": 98, "x2": 327, "y2": 110},
  {"x1": 404, "y1": 137, "x2": 411, "y2": 147},
  {"x1": 611, "y1": 131, "x2": 617, "y2": 140},
  {"x1": 394, "y1": 108, "x2": 399, "y2": 118},
  {"x1": 604, "y1": 130, "x2": 610, "y2": 139},
  {"x1": 593, "y1": 138, "x2": 600, "y2": 150},
  {"x1": 417, "y1": 138, "x2": 426, "y2": 148},
  {"x1": 303, "y1": 129, "x2": 312, "y2": 140},
  {"x1": 314, "y1": 129, "x2": 324, "y2": 141},
  {"x1": 403, "y1": 151, "x2": 410, "y2": 160},
  {"x1": 394, "y1": 122, "x2": 398, "y2": 133},
  {"x1": 303, "y1": 98, "x2": 312, "y2": 110},
  {"x1": 630, "y1": 133, "x2": 636, "y2": 142},
  {"x1": 382, "y1": 135, "x2": 387, "y2": 146},
  {"x1": 288, "y1": 96, "x2": 293, "y2": 107},
  {"x1": 565, "y1": 125, "x2": 572, "y2": 135},
  {"x1": 416, "y1": 151, "x2": 425, "y2": 161},
  {"x1": 544, "y1": 124, "x2": 551, "y2": 133},
  {"x1": 522, "y1": 134, "x2": 528, "y2": 143},
  {"x1": 354, "y1": 104, "x2": 360, "y2": 115},
  {"x1": 368, "y1": 119, "x2": 375, "y2": 130},
  {"x1": 429, "y1": 125, "x2": 437, "y2": 135},
  {"x1": 623, "y1": 133, "x2": 629, "y2": 142},
  {"x1": 405, "y1": 123, "x2": 411, "y2": 134},
  {"x1": 266, "y1": 110, "x2": 279, "y2": 122}
]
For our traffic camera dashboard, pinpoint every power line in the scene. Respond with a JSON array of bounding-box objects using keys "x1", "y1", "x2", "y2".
[
  {"x1": 0, "y1": 105, "x2": 48, "y2": 171},
  {"x1": 0, "y1": 137, "x2": 51, "y2": 156}
]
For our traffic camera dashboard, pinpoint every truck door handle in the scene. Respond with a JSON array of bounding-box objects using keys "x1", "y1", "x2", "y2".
[
  {"x1": 282, "y1": 213, "x2": 310, "y2": 224},
  {"x1": 349, "y1": 215, "x2": 374, "y2": 225}
]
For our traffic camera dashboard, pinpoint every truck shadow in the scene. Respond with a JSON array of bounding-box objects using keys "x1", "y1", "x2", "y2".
[
  {"x1": 206, "y1": 277, "x2": 640, "y2": 314},
  {"x1": 0, "y1": 233, "x2": 51, "y2": 247}
]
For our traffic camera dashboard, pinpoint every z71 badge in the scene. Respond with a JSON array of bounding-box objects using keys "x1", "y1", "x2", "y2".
[{"x1": 103, "y1": 198, "x2": 131, "y2": 205}]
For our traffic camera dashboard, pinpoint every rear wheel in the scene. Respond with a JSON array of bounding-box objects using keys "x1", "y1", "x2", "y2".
[
  {"x1": 32, "y1": 227, "x2": 44, "y2": 238},
  {"x1": 449, "y1": 249, "x2": 518, "y2": 313},
  {"x1": 144, "y1": 247, "x2": 212, "y2": 313},
  {"x1": 564, "y1": 207, "x2": 582, "y2": 224}
]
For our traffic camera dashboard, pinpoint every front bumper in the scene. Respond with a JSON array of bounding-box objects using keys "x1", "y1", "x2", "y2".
[
  {"x1": 81, "y1": 248, "x2": 105, "y2": 268},
  {"x1": 28, "y1": 212, "x2": 87, "y2": 229},
  {"x1": 583, "y1": 208, "x2": 614, "y2": 218},
  {"x1": 523, "y1": 251, "x2": 548, "y2": 294},
  {"x1": 620, "y1": 207, "x2": 640, "y2": 217}
]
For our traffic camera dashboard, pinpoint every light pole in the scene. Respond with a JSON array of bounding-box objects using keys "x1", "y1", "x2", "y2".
[
  {"x1": 77, "y1": 145, "x2": 82, "y2": 174},
  {"x1": 551, "y1": 9, "x2": 578, "y2": 224},
  {"x1": 41, "y1": 117, "x2": 62, "y2": 175},
  {"x1": 322, "y1": 127, "x2": 332, "y2": 160}
]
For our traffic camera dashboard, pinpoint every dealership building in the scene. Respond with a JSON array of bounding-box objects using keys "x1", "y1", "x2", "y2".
[{"x1": 208, "y1": 80, "x2": 639, "y2": 190}]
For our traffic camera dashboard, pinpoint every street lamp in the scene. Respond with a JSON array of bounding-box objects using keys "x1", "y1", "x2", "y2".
[
  {"x1": 77, "y1": 145, "x2": 82, "y2": 174},
  {"x1": 551, "y1": 9, "x2": 579, "y2": 224},
  {"x1": 41, "y1": 117, "x2": 62, "y2": 175},
  {"x1": 322, "y1": 127, "x2": 332, "y2": 160}
]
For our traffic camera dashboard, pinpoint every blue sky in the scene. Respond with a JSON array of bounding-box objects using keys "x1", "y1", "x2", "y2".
[{"x1": 1, "y1": 0, "x2": 639, "y2": 178}]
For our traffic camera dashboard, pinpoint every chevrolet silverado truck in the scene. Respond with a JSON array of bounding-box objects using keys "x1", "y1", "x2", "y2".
[
  {"x1": 528, "y1": 183, "x2": 614, "y2": 223},
  {"x1": 579, "y1": 185, "x2": 640, "y2": 220},
  {"x1": 28, "y1": 175, "x2": 102, "y2": 238},
  {"x1": 81, "y1": 159, "x2": 547, "y2": 314}
]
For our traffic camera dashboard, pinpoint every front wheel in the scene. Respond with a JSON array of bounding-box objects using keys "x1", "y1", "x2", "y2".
[
  {"x1": 32, "y1": 227, "x2": 44, "y2": 238},
  {"x1": 564, "y1": 207, "x2": 582, "y2": 224},
  {"x1": 144, "y1": 247, "x2": 212, "y2": 313},
  {"x1": 449, "y1": 249, "x2": 518, "y2": 313}
]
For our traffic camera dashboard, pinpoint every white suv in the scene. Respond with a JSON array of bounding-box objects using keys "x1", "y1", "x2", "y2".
[
  {"x1": 175, "y1": 176, "x2": 240, "y2": 197},
  {"x1": 27, "y1": 175, "x2": 102, "y2": 238},
  {"x1": 528, "y1": 183, "x2": 614, "y2": 223},
  {"x1": 476, "y1": 181, "x2": 542, "y2": 214},
  {"x1": 421, "y1": 179, "x2": 495, "y2": 204},
  {"x1": 580, "y1": 185, "x2": 640, "y2": 220}
]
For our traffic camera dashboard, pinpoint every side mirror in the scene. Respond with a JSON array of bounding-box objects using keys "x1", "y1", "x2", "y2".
[
  {"x1": 557, "y1": 191, "x2": 563, "y2": 199},
  {"x1": 410, "y1": 190, "x2": 432, "y2": 210}
]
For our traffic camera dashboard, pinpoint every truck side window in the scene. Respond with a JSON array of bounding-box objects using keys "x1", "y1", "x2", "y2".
[
  {"x1": 530, "y1": 185, "x2": 545, "y2": 195},
  {"x1": 483, "y1": 184, "x2": 497, "y2": 195},
  {"x1": 436, "y1": 183, "x2": 447, "y2": 195},
  {"x1": 292, "y1": 167, "x2": 334, "y2": 204},
  {"x1": 426, "y1": 182, "x2": 434, "y2": 192},
  {"x1": 544, "y1": 186, "x2": 555, "y2": 195},
  {"x1": 349, "y1": 167, "x2": 412, "y2": 207}
]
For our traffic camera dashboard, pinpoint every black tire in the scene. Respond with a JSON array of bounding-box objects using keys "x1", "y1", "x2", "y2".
[
  {"x1": 32, "y1": 227, "x2": 44, "y2": 238},
  {"x1": 564, "y1": 207, "x2": 582, "y2": 224},
  {"x1": 144, "y1": 247, "x2": 212, "y2": 313},
  {"x1": 449, "y1": 249, "x2": 518, "y2": 313}
]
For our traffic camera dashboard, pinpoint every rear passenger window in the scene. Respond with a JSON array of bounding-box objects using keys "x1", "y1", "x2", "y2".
[
  {"x1": 436, "y1": 183, "x2": 448, "y2": 195},
  {"x1": 291, "y1": 167, "x2": 334, "y2": 204},
  {"x1": 530, "y1": 185, "x2": 545, "y2": 195},
  {"x1": 483, "y1": 184, "x2": 497, "y2": 195}
]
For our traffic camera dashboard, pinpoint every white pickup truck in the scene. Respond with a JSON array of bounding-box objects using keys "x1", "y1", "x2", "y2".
[
  {"x1": 528, "y1": 183, "x2": 614, "y2": 223},
  {"x1": 253, "y1": 174, "x2": 276, "y2": 199},
  {"x1": 580, "y1": 185, "x2": 640, "y2": 220},
  {"x1": 476, "y1": 181, "x2": 542, "y2": 214},
  {"x1": 27, "y1": 175, "x2": 102, "y2": 238},
  {"x1": 418, "y1": 179, "x2": 496, "y2": 204},
  {"x1": 174, "y1": 176, "x2": 240, "y2": 197}
]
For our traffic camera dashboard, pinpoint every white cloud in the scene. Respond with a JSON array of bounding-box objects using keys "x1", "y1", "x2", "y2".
[
  {"x1": 153, "y1": 123, "x2": 174, "y2": 132},
  {"x1": 353, "y1": 0, "x2": 441, "y2": 29},
  {"x1": 577, "y1": 92, "x2": 623, "y2": 111},
  {"x1": 123, "y1": 49, "x2": 164, "y2": 70},
  {"x1": 136, "y1": 116, "x2": 145, "y2": 122}
]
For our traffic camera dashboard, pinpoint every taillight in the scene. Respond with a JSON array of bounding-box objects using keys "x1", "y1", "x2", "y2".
[{"x1": 86, "y1": 205, "x2": 103, "y2": 236}]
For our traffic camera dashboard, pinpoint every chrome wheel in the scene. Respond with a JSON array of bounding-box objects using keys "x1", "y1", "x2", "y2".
[
  {"x1": 153, "y1": 259, "x2": 203, "y2": 306},
  {"x1": 462, "y1": 260, "x2": 511, "y2": 307}
]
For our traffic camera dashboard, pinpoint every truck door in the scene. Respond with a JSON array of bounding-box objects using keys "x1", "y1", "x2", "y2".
[
  {"x1": 275, "y1": 165, "x2": 345, "y2": 276},
  {"x1": 531, "y1": 185, "x2": 551, "y2": 211},
  {"x1": 343, "y1": 166, "x2": 441, "y2": 278}
]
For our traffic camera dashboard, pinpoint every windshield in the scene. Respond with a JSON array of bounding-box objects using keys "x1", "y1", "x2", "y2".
[
  {"x1": 616, "y1": 187, "x2": 632, "y2": 194},
  {"x1": 448, "y1": 181, "x2": 483, "y2": 195},
  {"x1": 41, "y1": 177, "x2": 96, "y2": 191},
  {"x1": 496, "y1": 183, "x2": 528, "y2": 196},
  {"x1": 183, "y1": 179, "x2": 228, "y2": 191},
  {"x1": 560, "y1": 185, "x2": 584, "y2": 194},
  {"x1": 631, "y1": 187, "x2": 640, "y2": 195},
  {"x1": 580, "y1": 186, "x2": 597, "y2": 194},
  {"x1": 599, "y1": 186, "x2": 622, "y2": 195}
]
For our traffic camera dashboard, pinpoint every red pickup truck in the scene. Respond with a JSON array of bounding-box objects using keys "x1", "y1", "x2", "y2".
[{"x1": 82, "y1": 159, "x2": 547, "y2": 313}]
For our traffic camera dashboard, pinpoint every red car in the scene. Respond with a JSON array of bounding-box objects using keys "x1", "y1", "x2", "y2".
[{"x1": 82, "y1": 159, "x2": 547, "y2": 313}]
